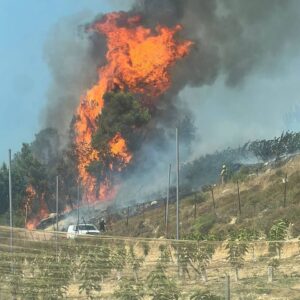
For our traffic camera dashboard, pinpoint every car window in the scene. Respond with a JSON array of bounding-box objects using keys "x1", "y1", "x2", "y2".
[{"x1": 78, "y1": 225, "x2": 97, "y2": 231}]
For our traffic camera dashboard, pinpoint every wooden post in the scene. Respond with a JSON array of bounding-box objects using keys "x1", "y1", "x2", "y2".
[
  {"x1": 194, "y1": 193, "x2": 197, "y2": 220},
  {"x1": 237, "y1": 180, "x2": 241, "y2": 216},
  {"x1": 142, "y1": 203, "x2": 145, "y2": 219},
  {"x1": 126, "y1": 207, "x2": 129, "y2": 227},
  {"x1": 283, "y1": 174, "x2": 287, "y2": 208},
  {"x1": 24, "y1": 203, "x2": 28, "y2": 228},
  {"x1": 225, "y1": 274, "x2": 231, "y2": 300},
  {"x1": 268, "y1": 266, "x2": 273, "y2": 283},
  {"x1": 176, "y1": 128, "x2": 179, "y2": 240},
  {"x1": 211, "y1": 187, "x2": 216, "y2": 211}
]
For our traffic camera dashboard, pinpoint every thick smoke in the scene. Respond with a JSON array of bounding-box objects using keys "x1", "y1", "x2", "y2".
[
  {"x1": 42, "y1": 1, "x2": 300, "y2": 205},
  {"x1": 134, "y1": 0, "x2": 300, "y2": 88},
  {"x1": 116, "y1": 0, "x2": 300, "y2": 202},
  {"x1": 42, "y1": 12, "x2": 107, "y2": 138}
]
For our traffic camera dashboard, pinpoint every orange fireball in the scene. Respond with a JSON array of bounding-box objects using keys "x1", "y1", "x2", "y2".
[{"x1": 75, "y1": 12, "x2": 192, "y2": 203}]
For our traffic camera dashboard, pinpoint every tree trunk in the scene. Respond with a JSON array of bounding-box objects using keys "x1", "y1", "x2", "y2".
[
  {"x1": 116, "y1": 270, "x2": 122, "y2": 280},
  {"x1": 201, "y1": 268, "x2": 208, "y2": 282},
  {"x1": 234, "y1": 267, "x2": 239, "y2": 282},
  {"x1": 268, "y1": 266, "x2": 273, "y2": 283},
  {"x1": 134, "y1": 270, "x2": 138, "y2": 282}
]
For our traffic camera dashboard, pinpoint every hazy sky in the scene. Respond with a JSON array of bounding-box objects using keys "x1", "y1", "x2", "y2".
[
  {"x1": 0, "y1": 0, "x2": 134, "y2": 163},
  {"x1": 1, "y1": 0, "x2": 300, "y2": 164}
]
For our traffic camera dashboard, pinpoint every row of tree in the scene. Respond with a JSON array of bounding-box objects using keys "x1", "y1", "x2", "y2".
[
  {"x1": 181, "y1": 131, "x2": 300, "y2": 191},
  {"x1": 0, "y1": 223, "x2": 290, "y2": 300},
  {"x1": 0, "y1": 128, "x2": 78, "y2": 226},
  {"x1": 1, "y1": 114, "x2": 300, "y2": 229}
]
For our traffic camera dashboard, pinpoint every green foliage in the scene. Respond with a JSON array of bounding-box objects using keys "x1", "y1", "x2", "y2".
[
  {"x1": 231, "y1": 166, "x2": 252, "y2": 182},
  {"x1": 79, "y1": 245, "x2": 112, "y2": 299},
  {"x1": 249, "y1": 131, "x2": 300, "y2": 161},
  {"x1": 192, "y1": 214, "x2": 217, "y2": 236},
  {"x1": 268, "y1": 219, "x2": 288, "y2": 257},
  {"x1": 90, "y1": 92, "x2": 151, "y2": 179},
  {"x1": 188, "y1": 193, "x2": 206, "y2": 206},
  {"x1": 181, "y1": 131, "x2": 300, "y2": 191},
  {"x1": 147, "y1": 263, "x2": 180, "y2": 300},
  {"x1": 94, "y1": 92, "x2": 151, "y2": 149},
  {"x1": 20, "y1": 246, "x2": 73, "y2": 300},
  {"x1": 229, "y1": 228, "x2": 259, "y2": 241},
  {"x1": 0, "y1": 164, "x2": 9, "y2": 215},
  {"x1": 268, "y1": 219, "x2": 288, "y2": 241},
  {"x1": 8, "y1": 256, "x2": 24, "y2": 299},
  {"x1": 111, "y1": 241, "x2": 127, "y2": 273},
  {"x1": 39, "y1": 254, "x2": 72, "y2": 299},
  {"x1": 190, "y1": 290, "x2": 222, "y2": 300},
  {"x1": 158, "y1": 244, "x2": 172, "y2": 266},
  {"x1": 141, "y1": 241, "x2": 151, "y2": 257},
  {"x1": 114, "y1": 277, "x2": 145, "y2": 300},
  {"x1": 172, "y1": 241, "x2": 215, "y2": 281},
  {"x1": 127, "y1": 244, "x2": 145, "y2": 282},
  {"x1": 268, "y1": 258, "x2": 280, "y2": 270},
  {"x1": 225, "y1": 240, "x2": 248, "y2": 279}
]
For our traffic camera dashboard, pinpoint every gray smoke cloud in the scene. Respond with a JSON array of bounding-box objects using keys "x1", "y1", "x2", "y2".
[
  {"x1": 42, "y1": 0, "x2": 300, "y2": 203},
  {"x1": 115, "y1": 0, "x2": 300, "y2": 200},
  {"x1": 130, "y1": 0, "x2": 300, "y2": 159},
  {"x1": 42, "y1": 12, "x2": 106, "y2": 138},
  {"x1": 134, "y1": 0, "x2": 300, "y2": 88}
]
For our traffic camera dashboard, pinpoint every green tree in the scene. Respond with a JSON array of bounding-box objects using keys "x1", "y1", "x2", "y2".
[
  {"x1": 0, "y1": 164, "x2": 9, "y2": 215},
  {"x1": 79, "y1": 244, "x2": 112, "y2": 299},
  {"x1": 147, "y1": 263, "x2": 180, "y2": 300},
  {"x1": 190, "y1": 290, "x2": 222, "y2": 300},
  {"x1": 127, "y1": 244, "x2": 145, "y2": 282},
  {"x1": 188, "y1": 243, "x2": 215, "y2": 282},
  {"x1": 268, "y1": 219, "x2": 288, "y2": 259},
  {"x1": 114, "y1": 277, "x2": 145, "y2": 300},
  {"x1": 111, "y1": 241, "x2": 127, "y2": 280},
  {"x1": 89, "y1": 92, "x2": 151, "y2": 183},
  {"x1": 225, "y1": 240, "x2": 248, "y2": 281}
]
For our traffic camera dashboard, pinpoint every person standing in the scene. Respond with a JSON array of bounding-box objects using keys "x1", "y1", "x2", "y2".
[
  {"x1": 221, "y1": 164, "x2": 228, "y2": 185},
  {"x1": 99, "y1": 218, "x2": 106, "y2": 232}
]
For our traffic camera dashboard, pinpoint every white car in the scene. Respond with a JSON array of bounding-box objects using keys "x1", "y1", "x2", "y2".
[{"x1": 67, "y1": 224, "x2": 100, "y2": 239}]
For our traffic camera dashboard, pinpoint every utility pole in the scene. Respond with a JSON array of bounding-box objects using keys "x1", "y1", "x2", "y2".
[
  {"x1": 194, "y1": 193, "x2": 197, "y2": 220},
  {"x1": 56, "y1": 176, "x2": 59, "y2": 232},
  {"x1": 165, "y1": 164, "x2": 171, "y2": 238},
  {"x1": 77, "y1": 181, "x2": 80, "y2": 227},
  {"x1": 176, "y1": 128, "x2": 179, "y2": 240},
  {"x1": 56, "y1": 175, "x2": 59, "y2": 260},
  {"x1": 8, "y1": 149, "x2": 13, "y2": 272}
]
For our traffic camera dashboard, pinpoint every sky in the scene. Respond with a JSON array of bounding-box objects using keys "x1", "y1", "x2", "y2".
[
  {"x1": 1, "y1": 0, "x2": 300, "y2": 164},
  {"x1": 181, "y1": 55, "x2": 300, "y2": 159},
  {"x1": 0, "y1": 0, "x2": 134, "y2": 163}
]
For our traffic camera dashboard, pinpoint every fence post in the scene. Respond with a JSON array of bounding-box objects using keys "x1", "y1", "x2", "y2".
[
  {"x1": 268, "y1": 266, "x2": 273, "y2": 283},
  {"x1": 225, "y1": 274, "x2": 230, "y2": 300},
  {"x1": 126, "y1": 207, "x2": 129, "y2": 227}
]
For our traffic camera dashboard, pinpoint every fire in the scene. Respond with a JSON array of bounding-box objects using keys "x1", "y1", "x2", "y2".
[
  {"x1": 75, "y1": 12, "x2": 192, "y2": 202},
  {"x1": 25, "y1": 185, "x2": 49, "y2": 230},
  {"x1": 109, "y1": 132, "x2": 132, "y2": 166}
]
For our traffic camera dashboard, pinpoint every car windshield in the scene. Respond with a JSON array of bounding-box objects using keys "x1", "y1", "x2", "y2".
[{"x1": 77, "y1": 225, "x2": 97, "y2": 231}]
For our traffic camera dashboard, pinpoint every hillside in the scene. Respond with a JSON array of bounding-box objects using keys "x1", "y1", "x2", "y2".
[{"x1": 104, "y1": 153, "x2": 300, "y2": 241}]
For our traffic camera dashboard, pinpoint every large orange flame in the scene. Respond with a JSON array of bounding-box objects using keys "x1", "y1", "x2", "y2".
[
  {"x1": 75, "y1": 12, "x2": 192, "y2": 203},
  {"x1": 25, "y1": 185, "x2": 49, "y2": 230}
]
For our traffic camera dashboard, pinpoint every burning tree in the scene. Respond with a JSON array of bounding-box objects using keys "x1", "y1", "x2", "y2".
[
  {"x1": 86, "y1": 92, "x2": 151, "y2": 192},
  {"x1": 74, "y1": 12, "x2": 192, "y2": 203}
]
